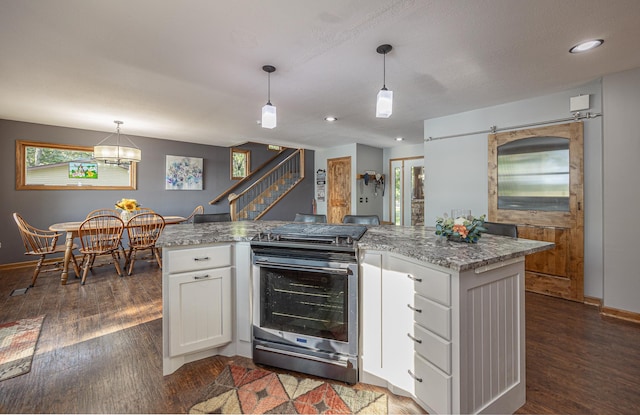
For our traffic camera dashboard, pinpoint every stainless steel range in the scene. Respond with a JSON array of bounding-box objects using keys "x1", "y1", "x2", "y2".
[{"x1": 250, "y1": 223, "x2": 367, "y2": 384}]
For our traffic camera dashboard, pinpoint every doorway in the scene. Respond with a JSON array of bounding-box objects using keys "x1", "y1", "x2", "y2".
[
  {"x1": 389, "y1": 157, "x2": 424, "y2": 226},
  {"x1": 327, "y1": 156, "x2": 351, "y2": 224}
]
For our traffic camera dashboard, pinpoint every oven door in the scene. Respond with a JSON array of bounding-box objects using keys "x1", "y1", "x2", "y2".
[{"x1": 252, "y1": 257, "x2": 358, "y2": 357}]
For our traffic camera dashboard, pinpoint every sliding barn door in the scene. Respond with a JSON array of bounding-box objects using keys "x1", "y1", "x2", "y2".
[{"x1": 488, "y1": 122, "x2": 584, "y2": 301}]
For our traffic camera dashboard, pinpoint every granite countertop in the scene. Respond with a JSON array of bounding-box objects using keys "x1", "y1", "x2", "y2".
[{"x1": 157, "y1": 221, "x2": 554, "y2": 272}]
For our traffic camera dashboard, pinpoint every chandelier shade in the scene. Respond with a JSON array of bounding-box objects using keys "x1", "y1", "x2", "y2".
[
  {"x1": 93, "y1": 121, "x2": 141, "y2": 165},
  {"x1": 375, "y1": 44, "x2": 393, "y2": 118},
  {"x1": 261, "y1": 65, "x2": 277, "y2": 129}
]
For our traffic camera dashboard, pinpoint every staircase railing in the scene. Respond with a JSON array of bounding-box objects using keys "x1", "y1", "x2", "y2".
[
  {"x1": 209, "y1": 148, "x2": 285, "y2": 205},
  {"x1": 229, "y1": 149, "x2": 305, "y2": 221}
]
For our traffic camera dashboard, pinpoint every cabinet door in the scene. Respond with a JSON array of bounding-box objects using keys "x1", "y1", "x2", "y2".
[
  {"x1": 360, "y1": 253, "x2": 384, "y2": 378},
  {"x1": 168, "y1": 267, "x2": 232, "y2": 356},
  {"x1": 382, "y1": 266, "x2": 415, "y2": 395}
]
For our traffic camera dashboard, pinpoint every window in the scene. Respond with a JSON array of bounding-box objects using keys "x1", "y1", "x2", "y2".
[
  {"x1": 16, "y1": 140, "x2": 137, "y2": 190},
  {"x1": 497, "y1": 136, "x2": 569, "y2": 211}
]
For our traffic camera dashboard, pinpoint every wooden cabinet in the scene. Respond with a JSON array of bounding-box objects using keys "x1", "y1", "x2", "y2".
[
  {"x1": 361, "y1": 250, "x2": 526, "y2": 414},
  {"x1": 162, "y1": 244, "x2": 234, "y2": 375}
]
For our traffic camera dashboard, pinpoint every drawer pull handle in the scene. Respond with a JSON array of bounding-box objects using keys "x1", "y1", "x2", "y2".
[
  {"x1": 407, "y1": 333, "x2": 423, "y2": 344},
  {"x1": 408, "y1": 369, "x2": 423, "y2": 382},
  {"x1": 407, "y1": 274, "x2": 423, "y2": 282},
  {"x1": 193, "y1": 256, "x2": 211, "y2": 261},
  {"x1": 407, "y1": 304, "x2": 422, "y2": 313},
  {"x1": 193, "y1": 274, "x2": 210, "y2": 280}
]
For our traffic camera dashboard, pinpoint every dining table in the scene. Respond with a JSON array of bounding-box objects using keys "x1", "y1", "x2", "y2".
[{"x1": 49, "y1": 215, "x2": 186, "y2": 285}]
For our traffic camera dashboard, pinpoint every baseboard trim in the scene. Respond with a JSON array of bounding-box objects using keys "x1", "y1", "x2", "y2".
[
  {"x1": 0, "y1": 256, "x2": 81, "y2": 272},
  {"x1": 601, "y1": 306, "x2": 640, "y2": 324},
  {"x1": 583, "y1": 296, "x2": 602, "y2": 307}
]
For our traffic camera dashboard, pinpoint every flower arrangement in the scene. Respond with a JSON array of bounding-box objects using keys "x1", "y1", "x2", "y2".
[
  {"x1": 115, "y1": 198, "x2": 140, "y2": 212},
  {"x1": 435, "y1": 213, "x2": 487, "y2": 243}
]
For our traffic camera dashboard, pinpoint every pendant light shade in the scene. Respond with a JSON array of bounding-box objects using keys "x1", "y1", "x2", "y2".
[
  {"x1": 261, "y1": 65, "x2": 277, "y2": 129},
  {"x1": 93, "y1": 120, "x2": 141, "y2": 165},
  {"x1": 376, "y1": 44, "x2": 393, "y2": 118}
]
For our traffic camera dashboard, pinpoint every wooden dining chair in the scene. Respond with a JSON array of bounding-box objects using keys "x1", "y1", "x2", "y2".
[
  {"x1": 183, "y1": 205, "x2": 204, "y2": 224},
  {"x1": 86, "y1": 208, "x2": 120, "y2": 218},
  {"x1": 77, "y1": 214, "x2": 125, "y2": 285},
  {"x1": 13, "y1": 212, "x2": 81, "y2": 287},
  {"x1": 86, "y1": 208, "x2": 127, "y2": 260},
  {"x1": 125, "y1": 212, "x2": 165, "y2": 275}
]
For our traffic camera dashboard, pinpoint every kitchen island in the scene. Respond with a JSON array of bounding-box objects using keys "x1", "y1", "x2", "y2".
[{"x1": 157, "y1": 221, "x2": 553, "y2": 414}]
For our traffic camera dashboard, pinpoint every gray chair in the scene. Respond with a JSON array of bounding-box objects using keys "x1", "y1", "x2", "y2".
[
  {"x1": 483, "y1": 221, "x2": 518, "y2": 238},
  {"x1": 342, "y1": 214, "x2": 380, "y2": 225},
  {"x1": 294, "y1": 213, "x2": 327, "y2": 223},
  {"x1": 193, "y1": 213, "x2": 232, "y2": 223}
]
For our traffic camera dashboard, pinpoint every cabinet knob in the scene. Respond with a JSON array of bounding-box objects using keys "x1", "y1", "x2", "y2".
[
  {"x1": 408, "y1": 369, "x2": 423, "y2": 382},
  {"x1": 193, "y1": 256, "x2": 210, "y2": 261}
]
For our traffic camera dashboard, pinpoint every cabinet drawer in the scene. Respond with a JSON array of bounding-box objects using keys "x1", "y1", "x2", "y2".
[
  {"x1": 413, "y1": 294, "x2": 451, "y2": 340},
  {"x1": 412, "y1": 323, "x2": 451, "y2": 374},
  {"x1": 387, "y1": 255, "x2": 450, "y2": 306},
  {"x1": 413, "y1": 353, "x2": 451, "y2": 415},
  {"x1": 167, "y1": 245, "x2": 232, "y2": 273}
]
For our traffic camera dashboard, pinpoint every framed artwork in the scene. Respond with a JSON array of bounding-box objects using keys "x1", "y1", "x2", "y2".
[
  {"x1": 165, "y1": 155, "x2": 203, "y2": 190},
  {"x1": 231, "y1": 148, "x2": 250, "y2": 180},
  {"x1": 69, "y1": 162, "x2": 98, "y2": 179}
]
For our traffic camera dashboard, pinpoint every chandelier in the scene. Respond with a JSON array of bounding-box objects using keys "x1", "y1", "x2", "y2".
[{"x1": 93, "y1": 120, "x2": 141, "y2": 165}]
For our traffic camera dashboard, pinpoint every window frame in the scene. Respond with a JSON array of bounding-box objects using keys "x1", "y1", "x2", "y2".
[{"x1": 15, "y1": 140, "x2": 137, "y2": 190}]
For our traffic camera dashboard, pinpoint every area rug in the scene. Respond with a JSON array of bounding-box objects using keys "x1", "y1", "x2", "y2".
[
  {"x1": 190, "y1": 364, "x2": 388, "y2": 414},
  {"x1": 0, "y1": 315, "x2": 45, "y2": 381}
]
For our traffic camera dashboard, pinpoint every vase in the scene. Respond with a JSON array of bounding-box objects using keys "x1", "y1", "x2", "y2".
[{"x1": 120, "y1": 210, "x2": 133, "y2": 223}]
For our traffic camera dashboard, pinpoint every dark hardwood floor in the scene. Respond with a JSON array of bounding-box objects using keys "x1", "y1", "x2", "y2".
[{"x1": 0, "y1": 261, "x2": 638, "y2": 414}]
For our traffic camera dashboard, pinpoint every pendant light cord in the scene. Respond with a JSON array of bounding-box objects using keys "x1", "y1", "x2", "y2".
[
  {"x1": 382, "y1": 52, "x2": 387, "y2": 90},
  {"x1": 267, "y1": 71, "x2": 271, "y2": 105}
]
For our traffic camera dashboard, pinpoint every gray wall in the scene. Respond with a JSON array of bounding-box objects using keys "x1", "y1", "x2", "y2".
[
  {"x1": 602, "y1": 68, "x2": 640, "y2": 314},
  {"x1": 1, "y1": 119, "x2": 314, "y2": 265},
  {"x1": 423, "y1": 79, "x2": 604, "y2": 300}
]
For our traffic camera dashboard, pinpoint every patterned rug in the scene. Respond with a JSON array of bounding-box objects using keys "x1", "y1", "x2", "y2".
[
  {"x1": 0, "y1": 315, "x2": 45, "y2": 381},
  {"x1": 190, "y1": 364, "x2": 388, "y2": 414}
]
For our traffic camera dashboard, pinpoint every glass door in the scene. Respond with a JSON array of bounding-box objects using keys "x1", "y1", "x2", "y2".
[{"x1": 390, "y1": 158, "x2": 424, "y2": 226}]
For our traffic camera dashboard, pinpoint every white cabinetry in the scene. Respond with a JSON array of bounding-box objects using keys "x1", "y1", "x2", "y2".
[
  {"x1": 163, "y1": 244, "x2": 234, "y2": 375},
  {"x1": 361, "y1": 251, "x2": 526, "y2": 414}
]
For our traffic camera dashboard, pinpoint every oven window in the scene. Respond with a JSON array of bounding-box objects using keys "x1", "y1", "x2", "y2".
[{"x1": 260, "y1": 267, "x2": 348, "y2": 342}]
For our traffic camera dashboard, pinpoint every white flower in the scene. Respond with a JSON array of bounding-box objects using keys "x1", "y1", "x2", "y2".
[{"x1": 454, "y1": 217, "x2": 466, "y2": 226}]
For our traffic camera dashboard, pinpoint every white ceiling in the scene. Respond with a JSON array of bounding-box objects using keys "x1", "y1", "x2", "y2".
[{"x1": 1, "y1": 0, "x2": 640, "y2": 150}]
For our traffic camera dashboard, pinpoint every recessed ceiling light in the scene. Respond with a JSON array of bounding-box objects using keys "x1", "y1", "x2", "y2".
[
  {"x1": 395, "y1": 137, "x2": 404, "y2": 141},
  {"x1": 324, "y1": 116, "x2": 337, "y2": 122},
  {"x1": 569, "y1": 39, "x2": 604, "y2": 53}
]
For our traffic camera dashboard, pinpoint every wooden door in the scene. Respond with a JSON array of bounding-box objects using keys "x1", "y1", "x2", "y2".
[
  {"x1": 327, "y1": 156, "x2": 351, "y2": 223},
  {"x1": 488, "y1": 122, "x2": 584, "y2": 301}
]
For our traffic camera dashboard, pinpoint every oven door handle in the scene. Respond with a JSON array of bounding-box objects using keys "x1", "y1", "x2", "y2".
[{"x1": 254, "y1": 260, "x2": 351, "y2": 275}]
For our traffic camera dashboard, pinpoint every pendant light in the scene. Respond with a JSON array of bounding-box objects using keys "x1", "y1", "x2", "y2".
[
  {"x1": 261, "y1": 65, "x2": 277, "y2": 129},
  {"x1": 376, "y1": 44, "x2": 393, "y2": 118},
  {"x1": 93, "y1": 120, "x2": 141, "y2": 165}
]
